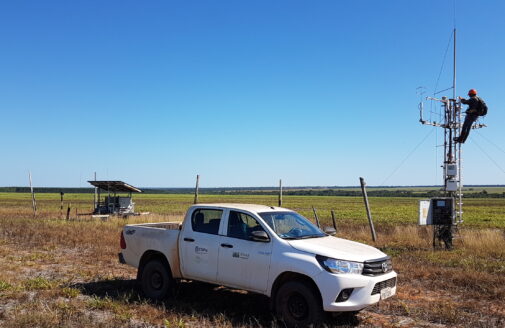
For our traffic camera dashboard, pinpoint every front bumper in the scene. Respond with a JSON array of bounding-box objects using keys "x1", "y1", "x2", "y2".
[{"x1": 314, "y1": 269, "x2": 397, "y2": 312}]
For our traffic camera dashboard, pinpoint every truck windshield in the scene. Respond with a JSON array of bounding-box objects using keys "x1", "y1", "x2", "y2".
[{"x1": 258, "y1": 211, "x2": 325, "y2": 239}]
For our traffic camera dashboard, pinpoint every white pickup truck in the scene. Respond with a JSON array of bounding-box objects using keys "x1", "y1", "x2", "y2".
[{"x1": 119, "y1": 203, "x2": 397, "y2": 326}]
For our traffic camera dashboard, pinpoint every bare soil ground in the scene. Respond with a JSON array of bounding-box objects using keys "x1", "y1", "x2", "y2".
[{"x1": 0, "y1": 202, "x2": 504, "y2": 327}]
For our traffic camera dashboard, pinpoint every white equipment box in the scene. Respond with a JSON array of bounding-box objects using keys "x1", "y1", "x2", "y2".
[
  {"x1": 446, "y1": 179, "x2": 458, "y2": 192},
  {"x1": 419, "y1": 200, "x2": 432, "y2": 225}
]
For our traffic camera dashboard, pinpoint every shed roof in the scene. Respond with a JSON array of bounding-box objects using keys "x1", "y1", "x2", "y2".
[{"x1": 88, "y1": 181, "x2": 142, "y2": 193}]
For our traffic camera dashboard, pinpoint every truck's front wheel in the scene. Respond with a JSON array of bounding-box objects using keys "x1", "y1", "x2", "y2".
[
  {"x1": 275, "y1": 280, "x2": 325, "y2": 327},
  {"x1": 140, "y1": 260, "x2": 172, "y2": 301}
]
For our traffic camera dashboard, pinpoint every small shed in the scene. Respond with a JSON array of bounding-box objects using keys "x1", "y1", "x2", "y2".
[{"x1": 88, "y1": 180, "x2": 142, "y2": 215}]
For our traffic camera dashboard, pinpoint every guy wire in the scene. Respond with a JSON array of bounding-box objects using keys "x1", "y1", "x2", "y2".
[
  {"x1": 380, "y1": 128, "x2": 435, "y2": 187},
  {"x1": 471, "y1": 138, "x2": 505, "y2": 176}
]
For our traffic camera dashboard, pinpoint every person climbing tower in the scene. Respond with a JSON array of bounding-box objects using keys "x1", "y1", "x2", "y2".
[{"x1": 454, "y1": 89, "x2": 487, "y2": 143}]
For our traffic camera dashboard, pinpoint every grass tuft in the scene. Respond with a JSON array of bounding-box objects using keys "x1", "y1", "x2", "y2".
[
  {"x1": 0, "y1": 280, "x2": 13, "y2": 292},
  {"x1": 87, "y1": 295, "x2": 118, "y2": 311},
  {"x1": 23, "y1": 277, "x2": 55, "y2": 290},
  {"x1": 61, "y1": 287, "x2": 80, "y2": 298}
]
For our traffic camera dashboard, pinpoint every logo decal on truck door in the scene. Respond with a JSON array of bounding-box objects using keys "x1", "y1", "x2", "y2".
[
  {"x1": 232, "y1": 252, "x2": 249, "y2": 259},
  {"x1": 195, "y1": 246, "x2": 208, "y2": 254}
]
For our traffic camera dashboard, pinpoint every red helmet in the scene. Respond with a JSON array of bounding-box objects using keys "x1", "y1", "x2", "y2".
[{"x1": 468, "y1": 89, "x2": 477, "y2": 96}]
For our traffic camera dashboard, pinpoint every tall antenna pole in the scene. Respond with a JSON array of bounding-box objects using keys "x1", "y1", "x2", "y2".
[
  {"x1": 453, "y1": 28, "x2": 456, "y2": 99},
  {"x1": 454, "y1": 28, "x2": 463, "y2": 223}
]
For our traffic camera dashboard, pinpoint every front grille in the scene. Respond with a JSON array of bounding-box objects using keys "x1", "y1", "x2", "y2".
[
  {"x1": 362, "y1": 257, "x2": 393, "y2": 276},
  {"x1": 371, "y1": 277, "x2": 397, "y2": 295}
]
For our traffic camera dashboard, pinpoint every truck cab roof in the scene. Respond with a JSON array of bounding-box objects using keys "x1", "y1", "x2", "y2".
[{"x1": 190, "y1": 203, "x2": 291, "y2": 213}]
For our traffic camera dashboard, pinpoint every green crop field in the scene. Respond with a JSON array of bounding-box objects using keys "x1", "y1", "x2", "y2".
[{"x1": 1, "y1": 192, "x2": 504, "y2": 228}]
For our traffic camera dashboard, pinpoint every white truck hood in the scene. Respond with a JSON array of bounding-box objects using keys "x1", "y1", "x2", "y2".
[{"x1": 288, "y1": 236, "x2": 387, "y2": 262}]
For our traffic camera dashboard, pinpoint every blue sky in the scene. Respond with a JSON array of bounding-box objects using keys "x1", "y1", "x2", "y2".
[{"x1": 1, "y1": 0, "x2": 504, "y2": 188}]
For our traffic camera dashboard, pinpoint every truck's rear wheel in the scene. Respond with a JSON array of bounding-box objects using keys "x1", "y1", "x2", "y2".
[
  {"x1": 140, "y1": 259, "x2": 172, "y2": 301},
  {"x1": 275, "y1": 280, "x2": 325, "y2": 327}
]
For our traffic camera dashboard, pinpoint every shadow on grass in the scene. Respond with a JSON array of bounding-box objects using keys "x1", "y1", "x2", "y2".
[{"x1": 72, "y1": 278, "x2": 359, "y2": 327}]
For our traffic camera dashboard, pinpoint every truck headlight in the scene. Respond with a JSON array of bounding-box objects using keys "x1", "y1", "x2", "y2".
[{"x1": 316, "y1": 255, "x2": 364, "y2": 274}]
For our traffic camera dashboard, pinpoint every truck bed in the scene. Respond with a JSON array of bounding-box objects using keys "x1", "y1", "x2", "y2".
[
  {"x1": 121, "y1": 221, "x2": 183, "y2": 278},
  {"x1": 131, "y1": 221, "x2": 182, "y2": 230}
]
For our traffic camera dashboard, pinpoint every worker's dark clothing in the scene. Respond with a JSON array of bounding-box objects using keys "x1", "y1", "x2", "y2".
[
  {"x1": 460, "y1": 96, "x2": 481, "y2": 115},
  {"x1": 457, "y1": 113, "x2": 479, "y2": 143},
  {"x1": 455, "y1": 96, "x2": 481, "y2": 143}
]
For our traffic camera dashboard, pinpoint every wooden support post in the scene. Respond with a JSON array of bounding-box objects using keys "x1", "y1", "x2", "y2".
[
  {"x1": 66, "y1": 204, "x2": 71, "y2": 220},
  {"x1": 312, "y1": 206, "x2": 321, "y2": 228},
  {"x1": 97, "y1": 188, "x2": 101, "y2": 214},
  {"x1": 331, "y1": 210, "x2": 337, "y2": 233},
  {"x1": 359, "y1": 177, "x2": 377, "y2": 242},
  {"x1": 60, "y1": 192, "x2": 64, "y2": 218},
  {"x1": 93, "y1": 172, "x2": 97, "y2": 211},
  {"x1": 107, "y1": 183, "x2": 111, "y2": 213},
  {"x1": 28, "y1": 171, "x2": 37, "y2": 218},
  {"x1": 278, "y1": 179, "x2": 283, "y2": 207},
  {"x1": 194, "y1": 174, "x2": 200, "y2": 204}
]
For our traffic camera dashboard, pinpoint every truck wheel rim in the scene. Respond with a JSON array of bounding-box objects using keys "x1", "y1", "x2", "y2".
[
  {"x1": 150, "y1": 271, "x2": 163, "y2": 290},
  {"x1": 287, "y1": 293, "x2": 308, "y2": 320}
]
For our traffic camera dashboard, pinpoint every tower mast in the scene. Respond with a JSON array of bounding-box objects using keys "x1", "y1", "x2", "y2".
[
  {"x1": 419, "y1": 29, "x2": 462, "y2": 249},
  {"x1": 453, "y1": 28, "x2": 456, "y2": 100}
]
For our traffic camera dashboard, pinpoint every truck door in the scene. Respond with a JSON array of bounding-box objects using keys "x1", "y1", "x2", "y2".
[
  {"x1": 217, "y1": 210, "x2": 273, "y2": 292},
  {"x1": 180, "y1": 208, "x2": 224, "y2": 283}
]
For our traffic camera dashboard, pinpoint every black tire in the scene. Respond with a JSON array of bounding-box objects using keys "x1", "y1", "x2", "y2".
[
  {"x1": 275, "y1": 280, "x2": 325, "y2": 327},
  {"x1": 140, "y1": 259, "x2": 172, "y2": 301}
]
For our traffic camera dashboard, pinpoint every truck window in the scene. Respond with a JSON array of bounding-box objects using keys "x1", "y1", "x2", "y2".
[
  {"x1": 258, "y1": 211, "x2": 324, "y2": 239},
  {"x1": 191, "y1": 209, "x2": 223, "y2": 235},
  {"x1": 227, "y1": 211, "x2": 264, "y2": 240}
]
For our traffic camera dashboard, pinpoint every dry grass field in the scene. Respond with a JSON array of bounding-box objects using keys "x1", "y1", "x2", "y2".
[{"x1": 0, "y1": 193, "x2": 504, "y2": 327}]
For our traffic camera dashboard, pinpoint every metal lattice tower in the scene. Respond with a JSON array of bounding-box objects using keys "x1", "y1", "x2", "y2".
[{"x1": 418, "y1": 29, "x2": 486, "y2": 248}]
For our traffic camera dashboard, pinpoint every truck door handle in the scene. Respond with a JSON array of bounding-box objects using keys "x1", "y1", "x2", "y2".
[
  {"x1": 220, "y1": 243, "x2": 233, "y2": 248},
  {"x1": 183, "y1": 238, "x2": 195, "y2": 242}
]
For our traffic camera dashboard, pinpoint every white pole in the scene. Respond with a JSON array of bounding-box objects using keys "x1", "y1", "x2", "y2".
[{"x1": 29, "y1": 171, "x2": 37, "y2": 218}]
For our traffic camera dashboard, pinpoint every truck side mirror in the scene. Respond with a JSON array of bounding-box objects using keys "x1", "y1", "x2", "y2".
[
  {"x1": 324, "y1": 227, "x2": 337, "y2": 236},
  {"x1": 251, "y1": 230, "x2": 270, "y2": 242}
]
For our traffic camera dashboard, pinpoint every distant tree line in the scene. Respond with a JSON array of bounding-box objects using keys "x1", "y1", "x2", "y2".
[
  {"x1": 213, "y1": 189, "x2": 505, "y2": 198},
  {"x1": 0, "y1": 187, "x2": 504, "y2": 198}
]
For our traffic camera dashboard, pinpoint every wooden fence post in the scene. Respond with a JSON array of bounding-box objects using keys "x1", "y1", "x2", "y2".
[
  {"x1": 359, "y1": 177, "x2": 377, "y2": 242},
  {"x1": 312, "y1": 206, "x2": 321, "y2": 228},
  {"x1": 29, "y1": 171, "x2": 37, "y2": 218},
  {"x1": 66, "y1": 204, "x2": 71, "y2": 220},
  {"x1": 331, "y1": 210, "x2": 337, "y2": 233},
  {"x1": 278, "y1": 179, "x2": 283, "y2": 207},
  {"x1": 194, "y1": 174, "x2": 200, "y2": 204},
  {"x1": 60, "y1": 192, "x2": 64, "y2": 218}
]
